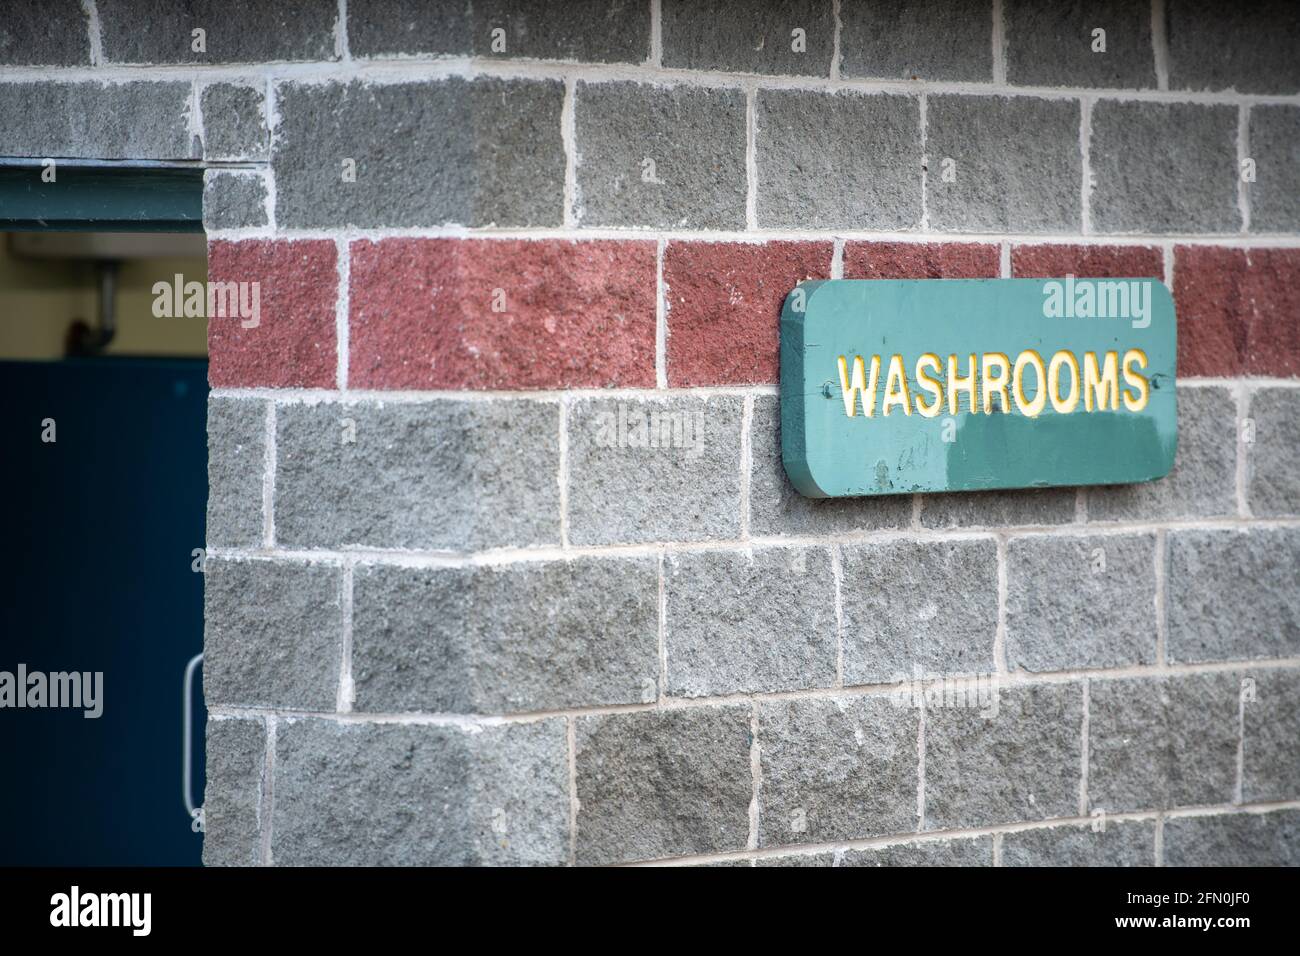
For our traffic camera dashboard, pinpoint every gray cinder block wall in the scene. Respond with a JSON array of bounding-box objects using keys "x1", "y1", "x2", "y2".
[{"x1": 4, "y1": 0, "x2": 1298, "y2": 866}]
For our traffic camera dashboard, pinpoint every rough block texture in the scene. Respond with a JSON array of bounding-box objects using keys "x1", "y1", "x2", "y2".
[
  {"x1": 757, "y1": 90, "x2": 920, "y2": 229},
  {"x1": 1091, "y1": 102, "x2": 1238, "y2": 234},
  {"x1": 839, "y1": 539, "x2": 998, "y2": 683},
  {"x1": 473, "y1": 0, "x2": 650, "y2": 63},
  {"x1": 1247, "y1": 388, "x2": 1300, "y2": 517},
  {"x1": 351, "y1": 558, "x2": 660, "y2": 713},
  {"x1": 274, "y1": 400, "x2": 560, "y2": 552},
  {"x1": 565, "y1": 395, "x2": 744, "y2": 546},
  {"x1": 1087, "y1": 673, "x2": 1240, "y2": 812},
  {"x1": 661, "y1": 0, "x2": 834, "y2": 76},
  {"x1": 0, "y1": 0, "x2": 89, "y2": 65},
  {"x1": 843, "y1": 241, "x2": 1000, "y2": 279},
  {"x1": 1241, "y1": 668, "x2": 1300, "y2": 803},
  {"x1": 838, "y1": 0, "x2": 992, "y2": 82},
  {"x1": 663, "y1": 241, "x2": 832, "y2": 386},
  {"x1": 1173, "y1": 246, "x2": 1300, "y2": 378},
  {"x1": 97, "y1": 0, "x2": 338, "y2": 64},
  {"x1": 1163, "y1": 810, "x2": 1300, "y2": 867},
  {"x1": 205, "y1": 397, "x2": 265, "y2": 548},
  {"x1": 748, "y1": 395, "x2": 913, "y2": 536},
  {"x1": 574, "y1": 81, "x2": 747, "y2": 229},
  {"x1": 574, "y1": 707, "x2": 753, "y2": 864},
  {"x1": 839, "y1": 837, "x2": 993, "y2": 866},
  {"x1": 1005, "y1": 533, "x2": 1158, "y2": 672},
  {"x1": 1166, "y1": 0, "x2": 1300, "y2": 95},
  {"x1": 924, "y1": 683, "x2": 1082, "y2": 829},
  {"x1": 272, "y1": 718, "x2": 569, "y2": 865},
  {"x1": 201, "y1": 82, "x2": 269, "y2": 162},
  {"x1": 664, "y1": 547, "x2": 837, "y2": 697},
  {"x1": 349, "y1": 238, "x2": 656, "y2": 390},
  {"x1": 1001, "y1": 821, "x2": 1155, "y2": 867},
  {"x1": 206, "y1": 240, "x2": 338, "y2": 389},
  {"x1": 0, "y1": 81, "x2": 197, "y2": 160},
  {"x1": 1088, "y1": 386, "x2": 1237, "y2": 521},
  {"x1": 274, "y1": 78, "x2": 565, "y2": 228},
  {"x1": 919, "y1": 488, "x2": 1078, "y2": 529},
  {"x1": 203, "y1": 170, "x2": 269, "y2": 231},
  {"x1": 926, "y1": 95, "x2": 1081, "y2": 233},
  {"x1": 1249, "y1": 106, "x2": 1300, "y2": 233},
  {"x1": 1005, "y1": 0, "x2": 1155, "y2": 89},
  {"x1": 1166, "y1": 528, "x2": 1300, "y2": 663},
  {"x1": 346, "y1": 0, "x2": 471, "y2": 58},
  {"x1": 759, "y1": 696, "x2": 918, "y2": 846},
  {"x1": 201, "y1": 718, "x2": 266, "y2": 866},
  {"x1": 1010, "y1": 243, "x2": 1163, "y2": 279},
  {"x1": 203, "y1": 558, "x2": 342, "y2": 712}
]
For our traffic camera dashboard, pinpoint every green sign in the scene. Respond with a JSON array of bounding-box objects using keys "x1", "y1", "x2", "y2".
[{"x1": 780, "y1": 278, "x2": 1177, "y2": 497}]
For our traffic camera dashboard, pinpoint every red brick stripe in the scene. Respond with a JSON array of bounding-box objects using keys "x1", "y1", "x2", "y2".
[
  {"x1": 664, "y1": 240, "x2": 832, "y2": 386},
  {"x1": 349, "y1": 238, "x2": 656, "y2": 390},
  {"x1": 1174, "y1": 246, "x2": 1300, "y2": 377},
  {"x1": 1011, "y1": 243, "x2": 1163, "y2": 279},
  {"x1": 207, "y1": 239, "x2": 338, "y2": 389},
  {"x1": 843, "y1": 241, "x2": 999, "y2": 279}
]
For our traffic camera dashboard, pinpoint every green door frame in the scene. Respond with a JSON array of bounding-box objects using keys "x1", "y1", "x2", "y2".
[{"x1": 0, "y1": 160, "x2": 204, "y2": 232}]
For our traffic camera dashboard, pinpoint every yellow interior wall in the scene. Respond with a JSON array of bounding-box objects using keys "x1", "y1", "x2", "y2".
[{"x1": 0, "y1": 235, "x2": 208, "y2": 360}]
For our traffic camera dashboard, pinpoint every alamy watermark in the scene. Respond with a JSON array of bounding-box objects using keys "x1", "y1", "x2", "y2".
[
  {"x1": 1042, "y1": 275, "x2": 1152, "y2": 329},
  {"x1": 592, "y1": 403, "x2": 706, "y2": 457},
  {"x1": 0, "y1": 664, "x2": 103, "y2": 719},
  {"x1": 889, "y1": 668, "x2": 1001, "y2": 718},
  {"x1": 153, "y1": 274, "x2": 260, "y2": 328}
]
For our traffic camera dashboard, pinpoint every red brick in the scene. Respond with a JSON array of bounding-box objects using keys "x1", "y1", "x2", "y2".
[
  {"x1": 349, "y1": 239, "x2": 656, "y2": 390},
  {"x1": 207, "y1": 239, "x2": 338, "y2": 389},
  {"x1": 1174, "y1": 246, "x2": 1300, "y2": 378},
  {"x1": 1012, "y1": 243, "x2": 1163, "y2": 279},
  {"x1": 842, "y1": 241, "x2": 999, "y2": 279},
  {"x1": 664, "y1": 240, "x2": 832, "y2": 386}
]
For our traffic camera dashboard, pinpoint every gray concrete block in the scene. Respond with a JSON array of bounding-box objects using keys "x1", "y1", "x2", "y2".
[
  {"x1": 926, "y1": 95, "x2": 1081, "y2": 233},
  {"x1": 758, "y1": 696, "x2": 918, "y2": 846},
  {"x1": 839, "y1": 0, "x2": 993, "y2": 81},
  {"x1": 347, "y1": 0, "x2": 471, "y2": 58},
  {"x1": 1088, "y1": 386, "x2": 1237, "y2": 521},
  {"x1": 206, "y1": 397, "x2": 265, "y2": 548},
  {"x1": 661, "y1": 0, "x2": 834, "y2": 76},
  {"x1": 1167, "y1": 0, "x2": 1300, "y2": 95},
  {"x1": 201, "y1": 718, "x2": 266, "y2": 866},
  {"x1": 1247, "y1": 388, "x2": 1300, "y2": 517},
  {"x1": 0, "y1": 0, "x2": 89, "y2": 65},
  {"x1": 755, "y1": 852, "x2": 834, "y2": 866},
  {"x1": 272, "y1": 717, "x2": 569, "y2": 865},
  {"x1": 274, "y1": 400, "x2": 561, "y2": 552},
  {"x1": 202, "y1": 558, "x2": 343, "y2": 711},
  {"x1": 574, "y1": 81, "x2": 747, "y2": 229},
  {"x1": 925, "y1": 682, "x2": 1082, "y2": 829},
  {"x1": 664, "y1": 547, "x2": 838, "y2": 697},
  {"x1": 919, "y1": 488, "x2": 1078, "y2": 528},
  {"x1": 1087, "y1": 673, "x2": 1239, "y2": 812},
  {"x1": 352, "y1": 557, "x2": 660, "y2": 714},
  {"x1": 274, "y1": 78, "x2": 565, "y2": 228},
  {"x1": 97, "y1": 0, "x2": 338, "y2": 63},
  {"x1": 1001, "y1": 820, "x2": 1155, "y2": 866},
  {"x1": 1163, "y1": 809, "x2": 1300, "y2": 866},
  {"x1": 1091, "y1": 101, "x2": 1238, "y2": 233},
  {"x1": 1249, "y1": 106, "x2": 1300, "y2": 232},
  {"x1": 1242, "y1": 668, "x2": 1300, "y2": 804},
  {"x1": 474, "y1": 0, "x2": 650, "y2": 63},
  {"x1": 565, "y1": 395, "x2": 744, "y2": 546},
  {"x1": 756, "y1": 89, "x2": 921, "y2": 230},
  {"x1": 574, "y1": 707, "x2": 753, "y2": 864},
  {"x1": 0, "y1": 81, "x2": 198, "y2": 160},
  {"x1": 839, "y1": 836, "x2": 993, "y2": 866},
  {"x1": 1005, "y1": 0, "x2": 1156, "y2": 89},
  {"x1": 749, "y1": 396, "x2": 912, "y2": 536},
  {"x1": 839, "y1": 539, "x2": 998, "y2": 684},
  {"x1": 1166, "y1": 528, "x2": 1300, "y2": 663},
  {"x1": 201, "y1": 82, "x2": 268, "y2": 161},
  {"x1": 203, "y1": 170, "x2": 269, "y2": 231},
  {"x1": 1005, "y1": 532, "x2": 1158, "y2": 672}
]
